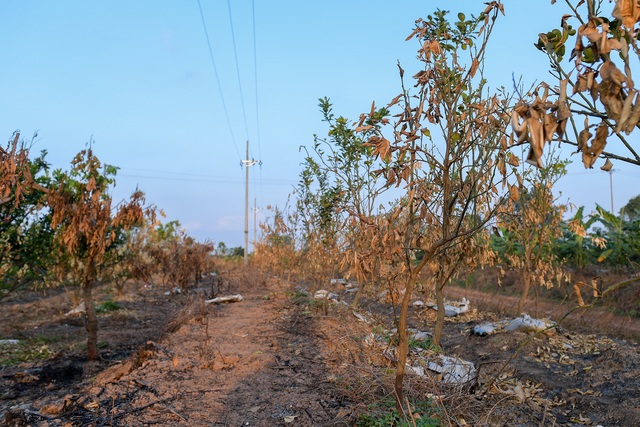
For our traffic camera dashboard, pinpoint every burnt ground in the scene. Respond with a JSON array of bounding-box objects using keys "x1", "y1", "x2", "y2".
[{"x1": 0, "y1": 270, "x2": 638, "y2": 426}]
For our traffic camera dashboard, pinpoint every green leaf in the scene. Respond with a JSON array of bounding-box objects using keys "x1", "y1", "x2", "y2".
[
  {"x1": 596, "y1": 204, "x2": 621, "y2": 229},
  {"x1": 598, "y1": 248, "x2": 613, "y2": 263}
]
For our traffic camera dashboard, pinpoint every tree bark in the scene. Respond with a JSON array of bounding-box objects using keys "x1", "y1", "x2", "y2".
[
  {"x1": 517, "y1": 269, "x2": 531, "y2": 315},
  {"x1": 434, "y1": 283, "x2": 446, "y2": 346},
  {"x1": 350, "y1": 286, "x2": 363, "y2": 308},
  {"x1": 83, "y1": 260, "x2": 99, "y2": 361},
  {"x1": 394, "y1": 277, "x2": 414, "y2": 415}
]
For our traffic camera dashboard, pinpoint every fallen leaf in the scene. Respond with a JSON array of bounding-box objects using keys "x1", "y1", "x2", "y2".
[{"x1": 335, "y1": 408, "x2": 352, "y2": 418}]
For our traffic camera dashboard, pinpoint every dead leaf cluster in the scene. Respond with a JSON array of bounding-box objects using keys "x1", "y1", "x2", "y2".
[
  {"x1": 0, "y1": 132, "x2": 47, "y2": 209},
  {"x1": 510, "y1": 81, "x2": 571, "y2": 168}
]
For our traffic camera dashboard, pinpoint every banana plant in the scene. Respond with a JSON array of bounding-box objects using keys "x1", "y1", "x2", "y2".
[
  {"x1": 593, "y1": 204, "x2": 640, "y2": 266},
  {"x1": 554, "y1": 206, "x2": 600, "y2": 268}
]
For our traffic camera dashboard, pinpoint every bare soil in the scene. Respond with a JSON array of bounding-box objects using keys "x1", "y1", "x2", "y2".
[{"x1": 0, "y1": 271, "x2": 638, "y2": 426}]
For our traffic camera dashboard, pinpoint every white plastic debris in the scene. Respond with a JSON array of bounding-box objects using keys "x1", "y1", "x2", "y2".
[
  {"x1": 352, "y1": 310, "x2": 371, "y2": 323},
  {"x1": 164, "y1": 287, "x2": 182, "y2": 296},
  {"x1": 313, "y1": 290, "x2": 339, "y2": 301},
  {"x1": 505, "y1": 314, "x2": 555, "y2": 333},
  {"x1": 428, "y1": 297, "x2": 470, "y2": 317},
  {"x1": 205, "y1": 294, "x2": 244, "y2": 304},
  {"x1": 0, "y1": 339, "x2": 21, "y2": 345},
  {"x1": 426, "y1": 355, "x2": 477, "y2": 384},
  {"x1": 408, "y1": 354, "x2": 477, "y2": 385},
  {"x1": 406, "y1": 364, "x2": 426, "y2": 377},
  {"x1": 409, "y1": 329, "x2": 432, "y2": 342},
  {"x1": 472, "y1": 322, "x2": 499, "y2": 336},
  {"x1": 65, "y1": 302, "x2": 86, "y2": 317}
]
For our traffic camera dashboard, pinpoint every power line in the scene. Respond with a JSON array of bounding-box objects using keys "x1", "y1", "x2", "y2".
[
  {"x1": 251, "y1": 0, "x2": 262, "y2": 160},
  {"x1": 196, "y1": 0, "x2": 241, "y2": 162},
  {"x1": 227, "y1": 0, "x2": 250, "y2": 142},
  {"x1": 118, "y1": 171, "x2": 292, "y2": 186},
  {"x1": 251, "y1": 0, "x2": 265, "y2": 209},
  {"x1": 120, "y1": 166, "x2": 240, "y2": 178}
]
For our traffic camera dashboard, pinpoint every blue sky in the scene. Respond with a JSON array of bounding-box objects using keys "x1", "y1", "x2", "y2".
[{"x1": 2, "y1": 1, "x2": 638, "y2": 248}]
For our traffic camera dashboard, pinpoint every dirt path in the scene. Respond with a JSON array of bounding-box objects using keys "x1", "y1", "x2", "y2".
[
  {"x1": 26, "y1": 282, "x2": 351, "y2": 426},
  {"x1": 445, "y1": 285, "x2": 640, "y2": 341}
]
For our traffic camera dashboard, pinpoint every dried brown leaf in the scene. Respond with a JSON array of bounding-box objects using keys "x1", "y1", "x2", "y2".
[
  {"x1": 623, "y1": 91, "x2": 640, "y2": 133},
  {"x1": 509, "y1": 184, "x2": 520, "y2": 202},
  {"x1": 600, "y1": 60, "x2": 627, "y2": 87},
  {"x1": 600, "y1": 158, "x2": 613, "y2": 171},
  {"x1": 590, "y1": 122, "x2": 609, "y2": 158},
  {"x1": 612, "y1": 0, "x2": 640, "y2": 29},
  {"x1": 615, "y1": 88, "x2": 636, "y2": 133},
  {"x1": 577, "y1": 117, "x2": 592, "y2": 152},
  {"x1": 525, "y1": 118, "x2": 545, "y2": 168}
]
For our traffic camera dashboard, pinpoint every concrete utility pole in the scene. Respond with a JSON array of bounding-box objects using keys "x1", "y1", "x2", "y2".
[
  {"x1": 242, "y1": 141, "x2": 259, "y2": 266},
  {"x1": 253, "y1": 198, "x2": 257, "y2": 251},
  {"x1": 609, "y1": 169, "x2": 615, "y2": 214}
]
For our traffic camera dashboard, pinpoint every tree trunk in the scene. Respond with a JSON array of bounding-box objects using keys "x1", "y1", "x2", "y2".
[
  {"x1": 433, "y1": 283, "x2": 446, "y2": 346},
  {"x1": 517, "y1": 269, "x2": 531, "y2": 315},
  {"x1": 350, "y1": 286, "x2": 363, "y2": 308},
  {"x1": 83, "y1": 261, "x2": 99, "y2": 361},
  {"x1": 394, "y1": 277, "x2": 414, "y2": 415}
]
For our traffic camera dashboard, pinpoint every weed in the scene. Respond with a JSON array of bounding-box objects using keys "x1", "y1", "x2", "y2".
[
  {"x1": 408, "y1": 336, "x2": 438, "y2": 352},
  {"x1": 356, "y1": 398, "x2": 441, "y2": 426},
  {"x1": 286, "y1": 290, "x2": 309, "y2": 304},
  {"x1": 0, "y1": 338, "x2": 53, "y2": 367},
  {"x1": 96, "y1": 299, "x2": 123, "y2": 314}
]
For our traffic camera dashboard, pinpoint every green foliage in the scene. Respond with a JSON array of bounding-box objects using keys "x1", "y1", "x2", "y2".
[
  {"x1": 552, "y1": 206, "x2": 600, "y2": 268},
  {"x1": 96, "y1": 299, "x2": 123, "y2": 313},
  {"x1": 408, "y1": 335, "x2": 438, "y2": 352},
  {"x1": 216, "y1": 241, "x2": 228, "y2": 256},
  {"x1": 356, "y1": 399, "x2": 441, "y2": 427},
  {"x1": 621, "y1": 195, "x2": 640, "y2": 222},
  {"x1": 0, "y1": 148, "x2": 54, "y2": 300},
  {"x1": 287, "y1": 289, "x2": 310, "y2": 305},
  {"x1": 156, "y1": 220, "x2": 181, "y2": 242},
  {"x1": 0, "y1": 338, "x2": 54, "y2": 367},
  {"x1": 228, "y1": 246, "x2": 244, "y2": 258},
  {"x1": 592, "y1": 204, "x2": 640, "y2": 266},
  {"x1": 549, "y1": 197, "x2": 640, "y2": 269}
]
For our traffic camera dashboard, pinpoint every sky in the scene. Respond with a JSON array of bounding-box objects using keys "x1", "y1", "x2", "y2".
[{"x1": 2, "y1": 1, "x2": 639, "y2": 249}]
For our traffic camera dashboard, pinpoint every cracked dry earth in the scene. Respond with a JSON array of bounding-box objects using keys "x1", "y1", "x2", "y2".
[{"x1": 23, "y1": 281, "x2": 353, "y2": 426}]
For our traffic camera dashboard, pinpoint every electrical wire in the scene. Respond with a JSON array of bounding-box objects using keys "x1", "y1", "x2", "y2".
[
  {"x1": 196, "y1": 0, "x2": 242, "y2": 162},
  {"x1": 197, "y1": 0, "x2": 265, "y2": 221},
  {"x1": 227, "y1": 0, "x2": 250, "y2": 142},
  {"x1": 118, "y1": 170, "x2": 291, "y2": 186},
  {"x1": 252, "y1": 0, "x2": 265, "y2": 209}
]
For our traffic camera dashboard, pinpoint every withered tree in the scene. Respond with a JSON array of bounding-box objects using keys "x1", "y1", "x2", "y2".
[
  {"x1": 524, "y1": 0, "x2": 640, "y2": 169},
  {"x1": 495, "y1": 159, "x2": 569, "y2": 314},
  {"x1": 0, "y1": 132, "x2": 51, "y2": 300},
  {"x1": 48, "y1": 147, "x2": 152, "y2": 360},
  {"x1": 357, "y1": 4, "x2": 518, "y2": 411}
]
